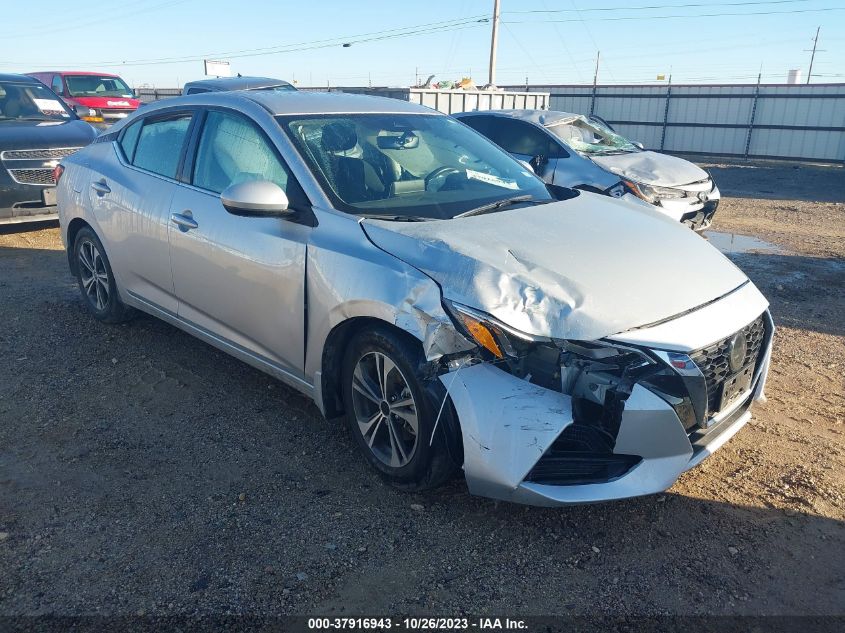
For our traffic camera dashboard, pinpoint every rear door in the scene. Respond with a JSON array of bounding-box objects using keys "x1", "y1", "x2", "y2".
[
  {"x1": 167, "y1": 107, "x2": 311, "y2": 376},
  {"x1": 91, "y1": 109, "x2": 195, "y2": 313}
]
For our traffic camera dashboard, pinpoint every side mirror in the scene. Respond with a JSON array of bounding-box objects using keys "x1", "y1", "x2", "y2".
[{"x1": 221, "y1": 180, "x2": 291, "y2": 217}]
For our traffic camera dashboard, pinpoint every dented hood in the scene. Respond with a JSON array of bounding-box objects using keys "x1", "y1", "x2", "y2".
[
  {"x1": 590, "y1": 150, "x2": 708, "y2": 188},
  {"x1": 361, "y1": 192, "x2": 749, "y2": 341}
]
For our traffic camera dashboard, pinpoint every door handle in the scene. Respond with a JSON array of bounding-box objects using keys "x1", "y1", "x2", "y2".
[
  {"x1": 90, "y1": 180, "x2": 111, "y2": 195},
  {"x1": 170, "y1": 212, "x2": 198, "y2": 231}
]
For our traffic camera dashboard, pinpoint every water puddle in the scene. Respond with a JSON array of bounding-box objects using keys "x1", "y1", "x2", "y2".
[{"x1": 703, "y1": 231, "x2": 783, "y2": 255}]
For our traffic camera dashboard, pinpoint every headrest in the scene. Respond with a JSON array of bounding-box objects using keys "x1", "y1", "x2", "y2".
[{"x1": 321, "y1": 122, "x2": 357, "y2": 152}]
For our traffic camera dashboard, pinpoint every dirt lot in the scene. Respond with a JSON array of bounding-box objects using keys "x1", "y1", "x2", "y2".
[{"x1": 1, "y1": 161, "x2": 843, "y2": 617}]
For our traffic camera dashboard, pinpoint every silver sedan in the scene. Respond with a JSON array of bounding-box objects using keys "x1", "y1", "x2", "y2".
[{"x1": 56, "y1": 91, "x2": 773, "y2": 505}]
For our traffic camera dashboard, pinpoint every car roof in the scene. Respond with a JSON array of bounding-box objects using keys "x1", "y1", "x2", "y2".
[
  {"x1": 0, "y1": 73, "x2": 41, "y2": 83},
  {"x1": 143, "y1": 90, "x2": 440, "y2": 116},
  {"x1": 455, "y1": 108, "x2": 582, "y2": 127},
  {"x1": 27, "y1": 71, "x2": 123, "y2": 77},
  {"x1": 183, "y1": 76, "x2": 294, "y2": 91}
]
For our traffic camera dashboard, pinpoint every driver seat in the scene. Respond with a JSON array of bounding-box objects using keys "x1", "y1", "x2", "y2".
[{"x1": 321, "y1": 122, "x2": 396, "y2": 202}]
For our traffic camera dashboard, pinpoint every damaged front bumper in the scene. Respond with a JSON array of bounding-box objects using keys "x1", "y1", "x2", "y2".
[
  {"x1": 655, "y1": 184, "x2": 721, "y2": 231},
  {"x1": 439, "y1": 307, "x2": 773, "y2": 506}
]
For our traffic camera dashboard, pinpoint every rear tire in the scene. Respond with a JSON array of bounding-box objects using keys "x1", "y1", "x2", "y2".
[
  {"x1": 73, "y1": 227, "x2": 133, "y2": 324},
  {"x1": 341, "y1": 326, "x2": 461, "y2": 491}
]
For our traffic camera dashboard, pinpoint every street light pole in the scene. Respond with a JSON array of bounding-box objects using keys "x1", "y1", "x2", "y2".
[{"x1": 486, "y1": 0, "x2": 501, "y2": 89}]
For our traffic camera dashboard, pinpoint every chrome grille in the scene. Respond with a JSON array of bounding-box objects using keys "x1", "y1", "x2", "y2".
[
  {"x1": 690, "y1": 315, "x2": 766, "y2": 414},
  {"x1": 1, "y1": 147, "x2": 81, "y2": 161},
  {"x1": 8, "y1": 168, "x2": 55, "y2": 186}
]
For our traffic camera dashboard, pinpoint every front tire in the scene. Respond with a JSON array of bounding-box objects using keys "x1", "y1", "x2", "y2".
[
  {"x1": 341, "y1": 326, "x2": 460, "y2": 491},
  {"x1": 73, "y1": 227, "x2": 133, "y2": 323}
]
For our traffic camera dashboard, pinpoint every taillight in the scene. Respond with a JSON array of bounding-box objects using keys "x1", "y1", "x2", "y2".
[{"x1": 52, "y1": 164, "x2": 64, "y2": 184}]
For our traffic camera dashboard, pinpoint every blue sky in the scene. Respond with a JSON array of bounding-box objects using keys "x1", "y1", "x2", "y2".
[{"x1": 2, "y1": 0, "x2": 843, "y2": 88}]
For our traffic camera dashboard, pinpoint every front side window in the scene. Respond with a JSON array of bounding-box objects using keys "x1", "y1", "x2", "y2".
[
  {"x1": 458, "y1": 115, "x2": 495, "y2": 137},
  {"x1": 0, "y1": 81, "x2": 73, "y2": 122},
  {"x1": 546, "y1": 115, "x2": 639, "y2": 155},
  {"x1": 51, "y1": 75, "x2": 64, "y2": 95},
  {"x1": 279, "y1": 113, "x2": 550, "y2": 219},
  {"x1": 193, "y1": 110, "x2": 292, "y2": 195},
  {"x1": 131, "y1": 113, "x2": 192, "y2": 179},
  {"x1": 492, "y1": 119, "x2": 561, "y2": 158},
  {"x1": 64, "y1": 75, "x2": 133, "y2": 98}
]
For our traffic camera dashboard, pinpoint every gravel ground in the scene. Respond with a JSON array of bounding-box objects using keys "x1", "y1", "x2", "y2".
[{"x1": 1, "y1": 161, "x2": 843, "y2": 617}]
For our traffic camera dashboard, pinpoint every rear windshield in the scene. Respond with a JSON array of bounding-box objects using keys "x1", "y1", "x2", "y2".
[
  {"x1": 0, "y1": 81, "x2": 73, "y2": 122},
  {"x1": 65, "y1": 75, "x2": 133, "y2": 98}
]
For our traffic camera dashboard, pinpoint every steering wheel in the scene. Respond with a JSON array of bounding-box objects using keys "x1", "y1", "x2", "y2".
[{"x1": 424, "y1": 166, "x2": 462, "y2": 192}]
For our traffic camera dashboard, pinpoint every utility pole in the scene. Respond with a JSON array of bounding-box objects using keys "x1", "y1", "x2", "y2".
[
  {"x1": 805, "y1": 26, "x2": 824, "y2": 84},
  {"x1": 486, "y1": 0, "x2": 501, "y2": 89},
  {"x1": 593, "y1": 51, "x2": 601, "y2": 86}
]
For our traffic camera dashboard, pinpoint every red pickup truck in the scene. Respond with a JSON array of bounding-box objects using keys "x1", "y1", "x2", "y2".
[{"x1": 26, "y1": 71, "x2": 140, "y2": 128}]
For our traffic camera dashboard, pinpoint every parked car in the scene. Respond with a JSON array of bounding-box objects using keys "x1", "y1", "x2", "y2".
[
  {"x1": 455, "y1": 109, "x2": 721, "y2": 231},
  {"x1": 55, "y1": 91, "x2": 772, "y2": 505},
  {"x1": 182, "y1": 76, "x2": 296, "y2": 95},
  {"x1": 26, "y1": 71, "x2": 140, "y2": 128},
  {"x1": 0, "y1": 74, "x2": 96, "y2": 225}
]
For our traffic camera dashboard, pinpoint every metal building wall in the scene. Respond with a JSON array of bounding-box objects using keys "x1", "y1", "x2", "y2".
[{"x1": 521, "y1": 83, "x2": 845, "y2": 163}]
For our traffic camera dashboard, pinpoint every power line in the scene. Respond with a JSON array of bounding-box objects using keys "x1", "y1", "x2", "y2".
[
  {"x1": 505, "y1": 0, "x2": 813, "y2": 14},
  {"x1": 504, "y1": 6, "x2": 845, "y2": 24},
  {"x1": 2, "y1": 15, "x2": 490, "y2": 69}
]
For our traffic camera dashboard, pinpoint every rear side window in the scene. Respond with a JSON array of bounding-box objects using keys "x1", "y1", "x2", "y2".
[
  {"x1": 132, "y1": 113, "x2": 192, "y2": 179},
  {"x1": 119, "y1": 120, "x2": 142, "y2": 162},
  {"x1": 192, "y1": 110, "x2": 291, "y2": 195},
  {"x1": 51, "y1": 75, "x2": 63, "y2": 95},
  {"x1": 185, "y1": 87, "x2": 210, "y2": 95}
]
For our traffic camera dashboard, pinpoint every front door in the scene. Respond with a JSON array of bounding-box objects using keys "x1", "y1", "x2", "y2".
[{"x1": 167, "y1": 108, "x2": 310, "y2": 376}]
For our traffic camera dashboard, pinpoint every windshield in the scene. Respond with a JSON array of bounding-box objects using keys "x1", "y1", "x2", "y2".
[
  {"x1": 65, "y1": 75, "x2": 133, "y2": 98},
  {"x1": 0, "y1": 81, "x2": 73, "y2": 122},
  {"x1": 546, "y1": 115, "x2": 638, "y2": 155},
  {"x1": 278, "y1": 113, "x2": 551, "y2": 219}
]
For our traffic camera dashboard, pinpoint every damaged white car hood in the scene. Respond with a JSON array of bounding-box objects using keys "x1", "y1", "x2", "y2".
[
  {"x1": 590, "y1": 150, "x2": 709, "y2": 188},
  {"x1": 362, "y1": 192, "x2": 749, "y2": 342}
]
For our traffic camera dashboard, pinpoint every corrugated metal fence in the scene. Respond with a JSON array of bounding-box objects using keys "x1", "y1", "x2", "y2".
[
  {"x1": 136, "y1": 83, "x2": 844, "y2": 163},
  {"x1": 331, "y1": 88, "x2": 548, "y2": 113},
  {"x1": 517, "y1": 83, "x2": 845, "y2": 164},
  {"x1": 136, "y1": 86, "x2": 547, "y2": 114}
]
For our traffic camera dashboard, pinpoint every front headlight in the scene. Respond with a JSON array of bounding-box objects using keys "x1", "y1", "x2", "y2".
[
  {"x1": 443, "y1": 301, "x2": 547, "y2": 360},
  {"x1": 78, "y1": 107, "x2": 104, "y2": 123},
  {"x1": 623, "y1": 179, "x2": 685, "y2": 204},
  {"x1": 443, "y1": 301, "x2": 658, "y2": 394}
]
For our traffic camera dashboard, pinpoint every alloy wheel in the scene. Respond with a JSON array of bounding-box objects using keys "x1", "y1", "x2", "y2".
[
  {"x1": 78, "y1": 240, "x2": 109, "y2": 311},
  {"x1": 351, "y1": 351, "x2": 419, "y2": 468}
]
